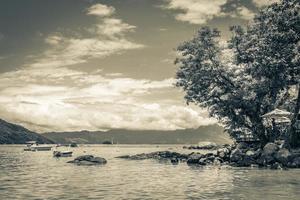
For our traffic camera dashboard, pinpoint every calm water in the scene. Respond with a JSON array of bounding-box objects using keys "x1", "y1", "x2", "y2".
[{"x1": 0, "y1": 145, "x2": 299, "y2": 200}]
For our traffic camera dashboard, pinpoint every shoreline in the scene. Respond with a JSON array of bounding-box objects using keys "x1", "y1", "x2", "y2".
[{"x1": 116, "y1": 142, "x2": 300, "y2": 170}]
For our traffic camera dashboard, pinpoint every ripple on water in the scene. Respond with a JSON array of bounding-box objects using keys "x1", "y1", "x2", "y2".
[{"x1": 0, "y1": 145, "x2": 300, "y2": 200}]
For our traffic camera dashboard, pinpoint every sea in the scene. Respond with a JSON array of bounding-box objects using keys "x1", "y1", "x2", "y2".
[{"x1": 0, "y1": 145, "x2": 299, "y2": 200}]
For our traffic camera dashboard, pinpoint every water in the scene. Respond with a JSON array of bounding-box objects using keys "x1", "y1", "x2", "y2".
[{"x1": 0, "y1": 145, "x2": 299, "y2": 200}]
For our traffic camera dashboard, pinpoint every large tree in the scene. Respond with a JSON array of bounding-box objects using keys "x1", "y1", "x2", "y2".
[{"x1": 175, "y1": 0, "x2": 300, "y2": 147}]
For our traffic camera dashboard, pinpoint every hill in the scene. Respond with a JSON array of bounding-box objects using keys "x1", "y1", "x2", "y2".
[
  {"x1": 0, "y1": 119, "x2": 54, "y2": 144},
  {"x1": 44, "y1": 124, "x2": 231, "y2": 144}
]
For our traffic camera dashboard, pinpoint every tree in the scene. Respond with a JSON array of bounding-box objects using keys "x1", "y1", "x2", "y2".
[
  {"x1": 230, "y1": 0, "x2": 300, "y2": 146},
  {"x1": 175, "y1": 0, "x2": 300, "y2": 147}
]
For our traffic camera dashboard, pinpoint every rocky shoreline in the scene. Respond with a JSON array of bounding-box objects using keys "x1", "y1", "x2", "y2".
[{"x1": 117, "y1": 142, "x2": 300, "y2": 169}]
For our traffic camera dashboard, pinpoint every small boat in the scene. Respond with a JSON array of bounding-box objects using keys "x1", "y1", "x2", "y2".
[
  {"x1": 53, "y1": 150, "x2": 73, "y2": 157},
  {"x1": 24, "y1": 141, "x2": 36, "y2": 151}
]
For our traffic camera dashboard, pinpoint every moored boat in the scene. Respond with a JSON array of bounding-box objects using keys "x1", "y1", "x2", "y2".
[
  {"x1": 30, "y1": 144, "x2": 52, "y2": 151},
  {"x1": 24, "y1": 141, "x2": 36, "y2": 151}
]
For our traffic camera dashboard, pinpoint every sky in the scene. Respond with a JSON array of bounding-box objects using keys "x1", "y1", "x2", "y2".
[{"x1": 0, "y1": 0, "x2": 278, "y2": 132}]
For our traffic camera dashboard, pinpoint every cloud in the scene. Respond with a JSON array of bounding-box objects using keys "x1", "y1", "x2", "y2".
[
  {"x1": 31, "y1": 3, "x2": 144, "y2": 69},
  {"x1": 0, "y1": 3, "x2": 217, "y2": 132},
  {"x1": 0, "y1": 67, "x2": 216, "y2": 132},
  {"x1": 230, "y1": 6, "x2": 255, "y2": 20},
  {"x1": 86, "y1": 3, "x2": 115, "y2": 16},
  {"x1": 161, "y1": 0, "x2": 259, "y2": 23},
  {"x1": 161, "y1": 0, "x2": 227, "y2": 24},
  {"x1": 252, "y1": 0, "x2": 280, "y2": 7},
  {"x1": 95, "y1": 18, "x2": 136, "y2": 37}
]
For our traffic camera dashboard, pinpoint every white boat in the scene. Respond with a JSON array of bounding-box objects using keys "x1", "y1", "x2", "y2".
[
  {"x1": 53, "y1": 150, "x2": 73, "y2": 157},
  {"x1": 24, "y1": 141, "x2": 36, "y2": 151}
]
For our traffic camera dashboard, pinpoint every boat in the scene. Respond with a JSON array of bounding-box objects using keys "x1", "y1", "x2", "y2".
[
  {"x1": 53, "y1": 150, "x2": 73, "y2": 157},
  {"x1": 24, "y1": 141, "x2": 52, "y2": 151},
  {"x1": 30, "y1": 144, "x2": 52, "y2": 151},
  {"x1": 24, "y1": 141, "x2": 36, "y2": 151}
]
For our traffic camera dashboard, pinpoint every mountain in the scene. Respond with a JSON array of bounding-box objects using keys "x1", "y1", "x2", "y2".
[
  {"x1": 0, "y1": 119, "x2": 54, "y2": 144},
  {"x1": 44, "y1": 124, "x2": 232, "y2": 144}
]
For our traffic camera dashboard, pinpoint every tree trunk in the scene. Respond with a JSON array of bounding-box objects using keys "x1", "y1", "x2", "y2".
[{"x1": 290, "y1": 84, "x2": 300, "y2": 148}]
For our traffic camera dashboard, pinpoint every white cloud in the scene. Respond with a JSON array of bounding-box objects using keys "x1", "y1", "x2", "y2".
[
  {"x1": 252, "y1": 0, "x2": 280, "y2": 7},
  {"x1": 32, "y1": 3, "x2": 144, "y2": 69},
  {"x1": 86, "y1": 3, "x2": 115, "y2": 16},
  {"x1": 162, "y1": 0, "x2": 227, "y2": 24},
  {"x1": 32, "y1": 37, "x2": 143, "y2": 69},
  {"x1": 230, "y1": 6, "x2": 255, "y2": 20},
  {"x1": 96, "y1": 18, "x2": 136, "y2": 36},
  {"x1": 0, "y1": 67, "x2": 216, "y2": 132}
]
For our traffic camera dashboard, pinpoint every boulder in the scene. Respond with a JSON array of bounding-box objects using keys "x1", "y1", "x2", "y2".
[
  {"x1": 68, "y1": 155, "x2": 107, "y2": 165},
  {"x1": 263, "y1": 143, "x2": 279, "y2": 156},
  {"x1": 270, "y1": 162, "x2": 283, "y2": 170},
  {"x1": 171, "y1": 157, "x2": 179, "y2": 164},
  {"x1": 257, "y1": 154, "x2": 276, "y2": 166},
  {"x1": 246, "y1": 150, "x2": 255, "y2": 157},
  {"x1": 187, "y1": 153, "x2": 204, "y2": 165},
  {"x1": 217, "y1": 147, "x2": 231, "y2": 160},
  {"x1": 236, "y1": 142, "x2": 249, "y2": 150},
  {"x1": 230, "y1": 148, "x2": 243, "y2": 163},
  {"x1": 275, "y1": 148, "x2": 291, "y2": 165},
  {"x1": 236, "y1": 155, "x2": 254, "y2": 167},
  {"x1": 289, "y1": 157, "x2": 300, "y2": 168}
]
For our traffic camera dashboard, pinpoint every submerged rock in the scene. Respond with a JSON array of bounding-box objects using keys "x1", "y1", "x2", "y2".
[
  {"x1": 116, "y1": 151, "x2": 188, "y2": 162},
  {"x1": 67, "y1": 155, "x2": 107, "y2": 165}
]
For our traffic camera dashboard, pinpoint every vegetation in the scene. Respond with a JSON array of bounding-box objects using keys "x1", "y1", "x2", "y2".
[{"x1": 175, "y1": 0, "x2": 300, "y2": 147}]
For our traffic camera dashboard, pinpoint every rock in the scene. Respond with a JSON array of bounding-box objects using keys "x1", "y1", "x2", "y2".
[
  {"x1": 187, "y1": 153, "x2": 204, "y2": 165},
  {"x1": 90, "y1": 157, "x2": 107, "y2": 163},
  {"x1": 275, "y1": 148, "x2": 291, "y2": 165},
  {"x1": 67, "y1": 155, "x2": 107, "y2": 165},
  {"x1": 270, "y1": 162, "x2": 283, "y2": 170},
  {"x1": 171, "y1": 157, "x2": 179, "y2": 164},
  {"x1": 198, "y1": 158, "x2": 207, "y2": 165},
  {"x1": 257, "y1": 154, "x2": 275, "y2": 166},
  {"x1": 238, "y1": 155, "x2": 254, "y2": 167},
  {"x1": 206, "y1": 155, "x2": 215, "y2": 161},
  {"x1": 217, "y1": 147, "x2": 231, "y2": 160},
  {"x1": 230, "y1": 148, "x2": 243, "y2": 163},
  {"x1": 74, "y1": 155, "x2": 94, "y2": 161},
  {"x1": 236, "y1": 142, "x2": 249, "y2": 150},
  {"x1": 263, "y1": 143, "x2": 279, "y2": 156},
  {"x1": 289, "y1": 157, "x2": 300, "y2": 168},
  {"x1": 213, "y1": 158, "x2": 222, "y2": 165},
  {"x1": 254, "y1": 148, "x2": 262, "y2": 158},
  {"x1": 116, "y1": 151, "x2": 188, "y2": 162},
  {"x1": 246, "y1": 150, "x2": 255, "y2": 157}
]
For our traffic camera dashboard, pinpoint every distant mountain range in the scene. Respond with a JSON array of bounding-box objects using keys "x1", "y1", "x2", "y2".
[
  {"x1": 0, "y1": 118, "x2": 232, "y2": 145},
  {"x1": 0, "y1": 119, "x2": 54, "y2": 144},
  {"x1": 44, "y1": 125, "x2": 232, "y2": 144}
]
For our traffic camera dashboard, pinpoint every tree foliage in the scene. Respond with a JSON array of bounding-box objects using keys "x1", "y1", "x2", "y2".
[{"x1": 175, "y1": 0, "x2": 300, "y2": 146}]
